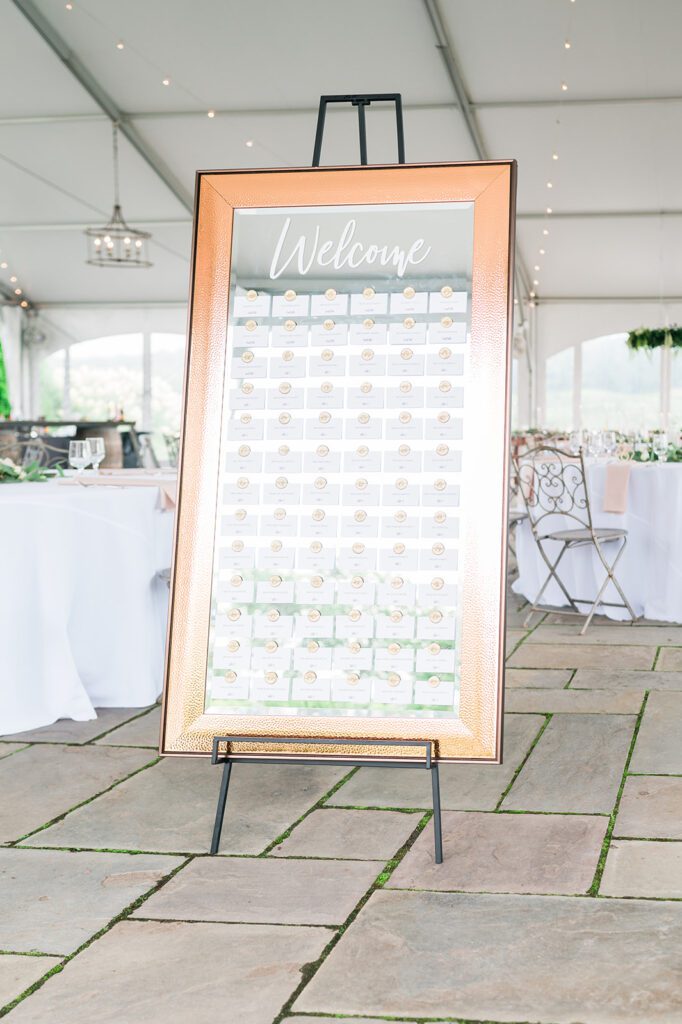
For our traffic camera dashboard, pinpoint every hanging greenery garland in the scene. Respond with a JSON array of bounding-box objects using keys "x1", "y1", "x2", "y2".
[{"x1": 626, "y1": 326, "x2": 682, "y2": 351}]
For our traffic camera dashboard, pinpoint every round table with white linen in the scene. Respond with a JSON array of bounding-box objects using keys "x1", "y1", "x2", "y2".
[
  {"x1": 513, "y1": 462, "x2": 682, "y2": 624},
  {"x1": 0, "y1": 479, "x2": 175, "y2": 734}
]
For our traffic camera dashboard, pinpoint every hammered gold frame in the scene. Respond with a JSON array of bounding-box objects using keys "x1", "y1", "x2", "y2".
[{"x1": 160, "y1": 161, "x2": 516, "y2": 762}]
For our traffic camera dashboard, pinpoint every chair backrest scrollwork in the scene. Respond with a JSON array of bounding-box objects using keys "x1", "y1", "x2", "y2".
[{"x1": 512, "y1": 444, "x2": 594, "y2": 538}]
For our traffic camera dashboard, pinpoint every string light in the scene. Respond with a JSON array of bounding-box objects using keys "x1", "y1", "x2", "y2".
[
  {"x1": 245, "y1": 139, "x2": 254, "y2": 148},
  {"x1": 543, "y1": 228, "x2": 549, "y2": 236},
  {"x1": 539, "y1": 248, "x2": 546, "y2": 255},
  {"x1": 561, "y1": 82, "x2": 568, "y2": 91},
  {"x1": 207, "y1": 109, "x2": 216, "y2": 118},
  {"x1": 529, "y1": 291, "x2": 536, "y2": 298},
  {"x1": 552, "y1": 152, "x2": 559, "y2": 160},
  {"x1": 9, "y1": 275, "x2": 17, "y2": 283},
  {"x1": 116, "y1": 40, "x2": 125, "y2": 50},
  {"x1": 534, "y1": 265, "x2": 540, "y2": 271},
  {"x1": 564, "y1": 40, "x2": 571, "y2": 49},
  {"x1": 546, "y1": 207, "x2": 553, "y2": 215},
  {"x1": 20, "y1": 300, "x2": 28, "y2": 309},
  {"x1": 533, "y1": 279, "x2": 539, "y2": 286},
  {"x1": 0, "y1": 262, "x2": 7, "y2": 269},
  {"x1": 162, "y1": 77, "x2": 170, "y2": 86},
  {"x1": 546, "y1": 181, "x2": 553, "y2": 188},
  {"x1": 65, "y1": 2, "x2": 73, "y2": 8},
  {"x1": 14, "y1": 288, "x2": 22, "y2": 296}
]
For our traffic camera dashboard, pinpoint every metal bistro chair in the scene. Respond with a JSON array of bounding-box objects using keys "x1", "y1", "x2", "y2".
[{"x1": 513, "y1": 444, "x2": 636, "y2": 634}]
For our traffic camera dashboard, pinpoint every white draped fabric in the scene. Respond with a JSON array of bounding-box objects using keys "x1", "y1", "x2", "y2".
[
  {"x1": 513, "y1": 462, "x2": 682, "y2": 624},
  {"x1": 0, "y1": 482, "x2": 174, "y2": 734}
]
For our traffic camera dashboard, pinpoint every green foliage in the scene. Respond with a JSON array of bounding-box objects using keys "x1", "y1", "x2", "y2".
[
  {"x1": 0, "y1": 458, "x2": 52, "y2": 482},
  {"x1": 626, "y1": 326, "x2": 682, "y2": 351},
  {"x1": 0, "y1": 341, "x2": 11, "y2": 419}
]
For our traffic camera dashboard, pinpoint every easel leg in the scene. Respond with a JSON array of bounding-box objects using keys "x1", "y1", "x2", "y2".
[
  {"x1": 431, "y1": 764, "x2": 443, "y2": 864},
  {"x1": 210, "y1": 759, "x2": 232, "y2": 855}
]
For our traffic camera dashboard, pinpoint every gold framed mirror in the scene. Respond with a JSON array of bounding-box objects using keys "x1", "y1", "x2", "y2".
[{"x1": 161, "y1": 161, "x2": 516, "y2": 762}]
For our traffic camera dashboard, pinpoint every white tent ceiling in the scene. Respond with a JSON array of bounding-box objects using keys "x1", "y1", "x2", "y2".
[{"x1": 0, "y1": 0, "x2": 681, "y2": 319}]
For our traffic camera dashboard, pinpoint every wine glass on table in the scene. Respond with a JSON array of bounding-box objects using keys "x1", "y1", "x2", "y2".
[
  {"x1": 68, "y1": 440, "x2": 91, "y2": 476},
  {"x1": 603, "y1": 431, "x2": 617, "y2": 460},
  {"x1": 88, "y1": 437, "x2": 106, "y2": 473},
  {"x1": 653, "y1": 432, "x2": 669, "y2": 463}
]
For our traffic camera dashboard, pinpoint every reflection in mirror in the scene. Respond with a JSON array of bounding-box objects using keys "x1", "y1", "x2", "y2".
[{"x1": 204, "y1": 202, "x2": 474, "y2": 720}]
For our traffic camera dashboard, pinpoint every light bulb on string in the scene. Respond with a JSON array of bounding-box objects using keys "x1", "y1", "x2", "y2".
[
  {"x1": 539, "y1": 248, "x2": 546, "y2": 255},
  {"x1": 564, "y1": 40, "x2": 571, "y2": 49},
  {"x1": 116, "y1": 40, "x2": 125, "y2": 50},
  {"x1": 546, "y1": 207, "x2": 553, "y2": 215},
  {"x1": 9, "y1": 275, "x2": 17, "y2": 283},
  {"x1": 561, "y1": 82, "x2": 568, "y2": 91},
  {"x1": 245, "y1": 140, "x2": 254, "y2": 148},
  {"x1": 0, "y1": 262, "x2": 7, "y2": 269},
  {"x1": 207, "y1": 109, "x2": 216, "y2": 118},
  {"x1": 543, "y1": 228, "x2": 549, "y2": 235},
  {"x1": 552, "y1": 152, "x2": 559, "y2": 160},
  {"x1": 162, "y1": 77, "x2": 170, "y2": 86}
]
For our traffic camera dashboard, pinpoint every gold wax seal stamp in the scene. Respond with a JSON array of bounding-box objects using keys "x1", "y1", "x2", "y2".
[
  {"x1": 362, "y1": 286, "x2": 375, "y2": 299},
  {"x1": 284, "y1": 289, "x2": 296, "y2": 301},
  {"x1": 388, "y1": 673, "x2": 401, "y2": 687},
  {"x1": 325, "y1": 287, "x2": 337, "y2": 301},
  {"x1": 323, "y1": 318, "x2": 335, "y2": 331},
  {"x1": 246, "y1": 289, "x2": 258, "y2": 301},
  {"x1": 241, "y1": 350, "x2": 254, "y2": 363},
  {"x1": 227, "y1": 640, "x2": 240, "y2": 653},
  {"x1": 304, "y1": 671, "x2": 317, "y2": 684},
  {"x1": 266, "y1": 608, "x2": 280, "y2": 621},
  {"x1": 245, "y1": 319, "x2": 257, "y2": 332},
  {"x1": 265, "y1": 671, "x2": 278, "y2": 685},
  {"x1": 227, "y1": 608, "x2": 241, "y2": 622},
  {"x1": 441, "y1": 285, "x2": 453, "y2": 298},
  {"x1": 403, "y1": 317, "x2": 416, "y2": 330},
  {"x1": 308, "y1": 609, "x2": 321, "y2": 622},
  {"x1": 225, "y1": 670, "x2": 237, "y2": 683},
  {"x1": 403, "y1": 286, "x2": 415, "y2": 299}
]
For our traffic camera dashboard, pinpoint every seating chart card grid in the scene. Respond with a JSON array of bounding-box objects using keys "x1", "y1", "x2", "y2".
[{"x1": 205, "y1": 201, "x2": 473, "y2": 721}]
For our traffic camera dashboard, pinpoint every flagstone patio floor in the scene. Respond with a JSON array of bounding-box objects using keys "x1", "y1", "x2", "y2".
[{"x1": 2, "y1": 596, "x2": 682, "y2": 1023}]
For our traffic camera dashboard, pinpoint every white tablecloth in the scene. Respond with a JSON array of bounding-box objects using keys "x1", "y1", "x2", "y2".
[
  {"x1": 513, "y1": 462, "x2": 682, "y2": 623},
  {"x1": 0, "y1": 482, "x2": 174, "y2": 734}
]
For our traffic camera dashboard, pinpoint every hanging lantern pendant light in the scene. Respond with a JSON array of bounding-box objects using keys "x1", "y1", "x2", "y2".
[{"x1": 85, "y1": 123, "x2": 152, "y2": 268}]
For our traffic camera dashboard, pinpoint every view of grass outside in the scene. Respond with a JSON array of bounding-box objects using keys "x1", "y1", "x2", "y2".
[
  {"x1": 38, "y1": 333, "x2": 186, "y2": 463},
  {"x1": 581, "y1": 333, "x2": 661, "y2": 433}
]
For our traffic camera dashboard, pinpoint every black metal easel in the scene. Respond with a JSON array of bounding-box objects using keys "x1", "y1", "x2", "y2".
[
  {"x1": 210, "y1": 93, "x2": 443, "y2": 865},
  {"x1": 312, "y1": 93, "x2": 405, "y2": 166}
]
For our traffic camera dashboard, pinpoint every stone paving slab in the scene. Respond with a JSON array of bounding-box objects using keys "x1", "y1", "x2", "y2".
[
  {"x1": 388, "y1": 810, "x2": 606, "y2": 895},
  {"x1": 0, "y1": 745, "x2": 155, "y2": 844},
  {"x1": 505, "y1": 687, "x2": 643, "y2": 714},
  {"x1": 656, "y1": 647, "x2": 682, "y2": 671},
  {"x1": 572, "y1": 668, "x2": 682, "y2": 690},
  {"x1": 502, "y1": 714, "x2": 635, "y2": 813},
  {"x1": 287, "y1": 1019, "x2": 444, "y2": 1024},
  {"x1": 327, "y1": 715, "x2": 544, "y2": 811},
  {"x1": 95, "y1": 707, "x2": 161, "y2": 748},
  {"x1": 527, "y1": 624, "x2": 682, "y2": 646},
  {"x1": 22, "y1": 757, "x2": 347, "y2": 854},
  {"x1": 629, "y1": 692, "x2": 682, "y2": 774},
  {"x1": 0, "y1": 708, "x2": 152, "y2": 745},
  {"x1": 271, "y1": 808, "x2": 421, "y2": 860},
  {"x1": 0, "y1": 743, "x2": 28, "y2": 759},
  {"x1": 0, "y1": 956, "x2": 60, "y2": 1011},
  {"x1": 601, "y1": 840, "x2": 682, "y2": 898},
  {"x1": 0, "y1": 848, "x2": 181, "y2": 955},
  {"x1": 294, "y1": 889, "x2": 682, "y2": 1023},
  {"x1": 505, "y1": 667, "x2": 573, "y2": 688},
  {"x1": 7, "y1": 919, "x2": 329, "y2": 1024},
  {"x1": 615, "y1": 776, "x2": 682, "y2": 839},
  {"x1": 135, "y1": 855, "x2": 379, "y2": 926},
  {"x1": 505, "y1": 628, "x2": 528, "y2": 648},
  {"x1": 507, "y1": 643, "x2": 656, "y2": 670}
]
